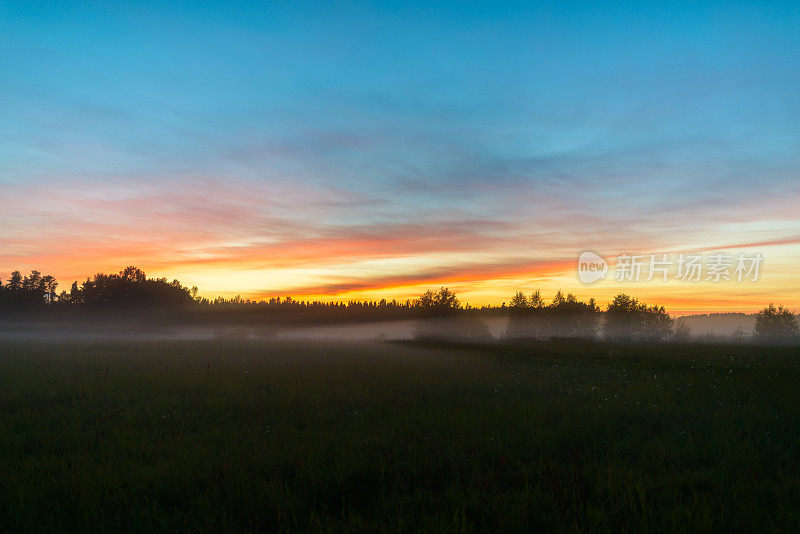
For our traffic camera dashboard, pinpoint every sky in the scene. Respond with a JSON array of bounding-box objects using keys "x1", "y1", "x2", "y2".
[{"x1": 1, "y1": 0, "x2": 799, "y2": 314}]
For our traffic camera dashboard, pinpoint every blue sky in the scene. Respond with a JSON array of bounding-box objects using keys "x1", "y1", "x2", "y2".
[{"x1": 1, "y1": 0, "x2": 799, "y2": 310}]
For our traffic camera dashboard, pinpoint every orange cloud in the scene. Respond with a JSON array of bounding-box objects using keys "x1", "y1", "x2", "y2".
[{"x1": 2, "y1": 176, "x2": 799, "y2": 314}]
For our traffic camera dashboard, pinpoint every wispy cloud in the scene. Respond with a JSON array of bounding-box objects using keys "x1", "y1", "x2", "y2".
[{"x1": 2, "y1": 1, "x2": 799, "y2": 310}]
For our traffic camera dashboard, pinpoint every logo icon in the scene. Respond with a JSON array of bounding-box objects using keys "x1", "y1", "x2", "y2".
[{"x1": 578, "y1": 251, "x2": 608, "y2": 284}]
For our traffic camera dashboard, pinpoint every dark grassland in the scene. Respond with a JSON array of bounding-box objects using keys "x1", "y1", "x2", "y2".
[{"x1": 1, "y1": 339, "x2": 800, "y2": 532}]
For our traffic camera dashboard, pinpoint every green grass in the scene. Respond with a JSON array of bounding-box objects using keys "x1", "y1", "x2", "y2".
[{"x1": 1, "y1": 339, "x2": 800, "y2": 532}]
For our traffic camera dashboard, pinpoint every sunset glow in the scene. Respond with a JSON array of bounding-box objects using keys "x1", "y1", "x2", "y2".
[{"x1": 2, "y1": 1, "x2": 799, "y2": 313}]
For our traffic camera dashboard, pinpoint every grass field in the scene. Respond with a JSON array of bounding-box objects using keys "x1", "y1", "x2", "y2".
[{"x1": 1, "y1": 339, "x2": 800, "y2": 532}]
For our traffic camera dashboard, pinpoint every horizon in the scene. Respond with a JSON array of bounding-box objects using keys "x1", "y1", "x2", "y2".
[
  {"x1": 2, "y1": 1, "x2": 799, "y2": 314},
  {"x1": 1, "y1": 264, "x2": 796, "y2": 318}
]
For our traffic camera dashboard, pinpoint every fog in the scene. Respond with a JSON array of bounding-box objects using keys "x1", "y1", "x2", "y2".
[
  {"x1": 0, "y1": 317, "x2": 510, "y2": 342},
  {"x1": 0, "y1": 314, "x2": 766, "y2": 343},
  {"x1": 676, "y1": 314, "x2": 755, "y2": 337}
]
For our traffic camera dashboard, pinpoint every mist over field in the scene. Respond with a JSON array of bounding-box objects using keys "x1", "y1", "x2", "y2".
[
  {"x1": 0, "y1": 317, "x2": 492, "y2": 342},
  {"x1": 0, "y1": 313, "x2": 780, "y2": 343}
]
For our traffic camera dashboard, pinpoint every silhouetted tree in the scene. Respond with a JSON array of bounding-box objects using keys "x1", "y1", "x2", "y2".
[
  {"x1": 69, "y1": 281, "x2": 80, "y2": 303},
  {"x1": 41, "y1": 275, "x2": 57, "y2": 302},
  {"x1": 417, "y1": 287, "x2": 460, "y2": 317},
  {"x1": 121, "y1": 266, "x2": 147, "y2": 283},
  {"x1": 23, "y1": 270, "x2": 42, "y2": 292},
  {"x1": 505, "y1": 291, "x2": 533, "y2": 338},
  {"x1": 604, "y1": 293, "x2": 673, "y2": 342},
  {"x1": 71, "y1": 267, "x2": 194, "y2": 309},
  {"x1": 754, "y1": 304, "x2": 799, "y2": 344},
  {"x1": 509, "y1": 291, "x2": 529, "y2": 310},
  {"x1": 543, "y1": 291, "x2": 600, "y2": 339},
  {"x1": 505, "y1": 289, "x2": 599, "y2": 340},
  {"x1": 414, "y1": 288, "x2": 489, "y2": 341},
  {"x1": 7, "y1": 271, "x2": 22, "y2": 290},
  {"x1": 0, "y1": 269, "x2": 58, "y2": 311}
]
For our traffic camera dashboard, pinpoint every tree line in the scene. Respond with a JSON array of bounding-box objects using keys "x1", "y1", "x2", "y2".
[
  {"x1": 0, "y1": 266, "x2": 195, "y2": 312},
  {"x1": 0, "y1": 269, "x2": 59, "y2": 311},
  {"x1": 0, "y1": 267, "x2": 797, "y2": 342},
  {"x1": 503, "y1": 289, "x2": 798, "y2": 343}
]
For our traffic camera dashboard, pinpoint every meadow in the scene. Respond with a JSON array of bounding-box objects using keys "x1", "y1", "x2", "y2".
[{"x1": 1, "y1": 338, "x2": 800, "y2": 532}]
